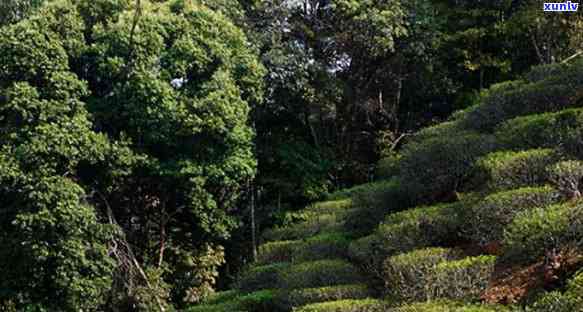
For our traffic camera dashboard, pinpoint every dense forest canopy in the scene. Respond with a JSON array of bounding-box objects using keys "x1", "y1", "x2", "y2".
[{"x1": 0, "y1": 0, "x2": 581, "y2": 311}]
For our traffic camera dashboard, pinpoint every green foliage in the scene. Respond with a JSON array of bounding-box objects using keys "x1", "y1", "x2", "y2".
[
  {"x1": 504, "y1": 203, "x2": 583, "y2": 262},
  {"x1": 495, "y1": 107, "x2": 583, "y2": 157},
  {"x1": 308, "y1": 199, "x2": 353, "y2": 214},
  {"x1": 279, "y1": 260, "x2": 362, "y2": 290},
  {"x1": 528, "y1": 291, "x2": 583, "y2": 312},
  {"x1": 257, "y1": 233, "x2": 351, "y2": 264},
  {"x1": 474, "y1": 149, "x2": 559, "y2": 191},
  {"x1": 548, "y1": 161, "x2": 583, "y2": 199},
  {"x1": 383, "y1": 248, "x2": 495, "y2": 302},
  {"x1": 284, "y1": 284, "x2": 371, "y2": 308},
  {"x1": 400, "y1": 132, "x2": 496, "y2": 202},
  {"x1": 235, "y1": 263, "x2": 289, "y2": 293},
  {"x1": 431, "y1": 256, "x2": 496, "y2": 300},
  {"x1": 349, "y1": 202, "x2": 464, "y2": 281},
  {"x1": 377, "y1": 203, "x2": 463, "y2": 256},
  {"x1": 0, "y1": 178, "x2": 115, "y2": 311},
  {"x1": 0, "y1": 0, "x2": 44, "y2": 25},
  {"x1": 257, "y1": 241, "x2": 298, "y2": 265},
  {"x1": 344, "y1": 178, "x2": 411, "y2": 236},
  {"x1": 382, "y1": 247, "x2": 458, "y2": 301},
  {"x1": 262, "y1": 214, "x2": 343, "y2": 242},
  {"x1": 395, "y1": 300, "x2": 509, "y2": 311},
  {"x1": 461, "y1": 60, "x2": 583, "y2": 131},
  {"x1": 528, "y1": 270, "x2": 583, "y2": 311},
  {"x1": 187, "y1": 289, "x2": 278, "y2": 312},
  {"x1": 294, "y1": 299, "x2": 389, "y2": 312},
  {"x1": 465, "y1": 186, "x2": 563, "y2": 245},
  {"x1": 376, "y1": 154, "x2": 402, "y2": 180}
]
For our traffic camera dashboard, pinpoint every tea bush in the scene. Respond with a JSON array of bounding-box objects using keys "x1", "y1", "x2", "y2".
[
  {"x1": 495, "y1": 108, "x2": 583, "y2": 153},
  {"x1": 382, "y1": 247, "x2": 459, "y2": 301},
  {"x1": 257, "y1": 241, "x2": 299, "y2": 265},
  {"x1": 262, "y1": 214, "x2": 343, "y2": 242},
  {"x1": 187, "y1": 290, "x2": 278, "y2": 312},
  {"x1": 395, "y1": 300, "x2": 509, "y2": 311},
  {"x1": 376, "y1": 203, "x2": 463, "y2": 256},
  {"x1": 462, "y1": 60, "x2": 583, "y2": 131},
  {"x1": 235, "y1": 263, "x2": 289, "y2": 293},
  {"x1": 400, "y1": 132, "x2": 495, "y2": 203},
  {"x1": 465, "y1": 186, "x2": 562, "y2": 245},
  {"x1": 284, "y1": 284, "x2": 370, "y2": 308},
  {"x1": 383, "y1": 248, "x2": 495, "y2": 302},
  {"x1": 548, "y1": 160, "x2": 583, "y2": 199},
  {"x1": 344, "y1": 178, "x2": 411, "y2": 236},
  {"x1": 504, "y1": 203, "x2": 583, "y2": 262},
  {"x1": 474, "y1": 149, "x2": 559, "y2": 191},
  {"x1": 431, "y1": 256, "x2": 496, "y2": 300},
  {"x1": 294, "y1": 299, "x2": 389, "y2": 312},
  {"x1": 279, "y1": 260, "x2": 363, "y2": 290}
]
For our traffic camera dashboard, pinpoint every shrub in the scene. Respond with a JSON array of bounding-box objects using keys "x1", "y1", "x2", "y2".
[
  {"x1": 395, "y1": 300, "x2": 509, "y2": 311},
  {"x1": 284, "y1": 284, "x2": 371, "y2": 308},
  {"x1": 344, "y1": 178, "x2": 411, "y2": 236},
  {"x1": 461, "y1": 61, "x2": 583, "y2": 131},
  {"x1": 376, "y1": 203, "x2": 463, "y2": 255},
  {"x1": 347, "y1": 234, "x2": 386, "y2": 282},
  {"x1": 376, "y1": 154, "x2": 402, "y2": 180},
  {"x1": 432, "y1": 256, "x2": 497, "y2": 300},
  {"x1": 201, "y1": 290, "x2": 239, "y2": 305},
  {"x1": 187, "y1": 290, "x2": 279, "y2": 312},
  {"x1": 382, "y1": 247, "x2": 459, "y2": 301},
  {"x1": 235, "y1": 263, "x2": 289, "y2": 292},
  {"x1": 262, "y1": 214, "x2": 343, "y2": 242},
  {"x1": 400, "y1": 132, "x2": 496, "y2": 203},
  {"x1": 279, "y1": 260, "x2": 363, "y2": 290},
  {"x1": 326, "y1": 181, "x2": 395, "y2": 201},
  {"x1": 308, "y1": 199, "x2": 352, "y2": 214},
  {"x1": 474, "y1": 149, "x2": 559, "y2": 191},
  {"x1": 294, "y1": 232, "x2": 352, "y2": 262},
  {"x1": 495, "y1": 108, "x2": 583, "y2": 154},
  {"x1": 528, "y1": 291, "x2": 583, "y2": 312},
  {"x1": 257, "y1": 241, "x2": 299, "y2": 265},
  {"x1": 504, "y1": 203, "x2": 583, "y2": 262},
  {"x1": 548, "y1": 160, "x2": 583, "y2": 199},
  {"x1": 465, "y1": 186, "x2": 562, "y2": 245},
  {"x1": 294, "y1": 299, "x2": 389, "y2": 312}
]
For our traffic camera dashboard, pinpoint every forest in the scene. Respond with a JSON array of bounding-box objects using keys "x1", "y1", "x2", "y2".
[{"x1": 0, "y1": 0, "x2": 582, "y2": 311}]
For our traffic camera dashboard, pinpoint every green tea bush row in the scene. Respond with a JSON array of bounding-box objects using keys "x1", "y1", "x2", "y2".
[
  {"x1": 461, "y1": 60, "x2": 583, "y2": 131},
  {"x1": 284, "y1": 284, "x2": 371, "y2": 308},
  {"x1": 235, "y1": 263, "x2": 289, "y2": 293},
  {"x1": 383, "y1": 248, "x2": 495, "y2": 302},
  {"x1": 326, "y1": 180, "x2": 396, "y2": 201},
  {"x1": 344, "y1": 178, "x2": 411, "y2": 236},
  {"x1": 262, "y1": 213, "x2": 343, "y2": 242},
  {"x1": 382, "y1": 247, "x2": 458, "y2": 301},
  {"x1": 279, "y1": 259, "x2": 363, "y2": 290},
  {"x1": 187, "y1": 290, "x2": 278, "y2": 312},
  {"x1": 474, "y1": 149, "x2": 559, "y2": 191},
  {"x1": 400, "y1": 131, "x2": 496, "y2": 203},
  {"x1": 394, "y1": 300, "x2": 509, "y2": 312},
  {"x1": 504, "y1": 202, "x2": 583, "y2": 262},
  {"x1": 294, "y1": 299, "x2": 389, "y2": 312},
  {"x1": 548, "y1": 160, "x2": 583, "y2": 199},
  {"x1": 348, "y1": 203, "x2": 463, "y2": 279},
  {"x1": 495, "y1": 108, "x2": 583, "y2": 156},
  {"x1": 258, "y1": 232, "x2": 351, "y2": 264},
  {"x1": 465, "y1": 186, "x2": 562, "y2": 245}
]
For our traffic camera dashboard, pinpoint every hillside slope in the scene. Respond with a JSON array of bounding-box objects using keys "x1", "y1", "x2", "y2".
[{"x1": 188, "y1": 59, "x2": 583, "y2": 311}]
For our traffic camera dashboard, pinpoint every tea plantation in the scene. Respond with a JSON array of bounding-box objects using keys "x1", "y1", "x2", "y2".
[{"x1": 188, "y1": 60, "x2": 583, "y2": 311}]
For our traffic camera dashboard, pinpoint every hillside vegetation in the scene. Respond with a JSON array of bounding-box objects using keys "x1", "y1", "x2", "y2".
[{"x1": 190, "y1": 59, "x2": 583, "y2": 311}]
